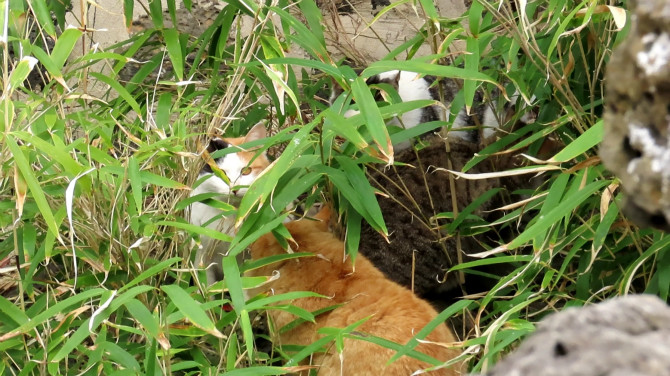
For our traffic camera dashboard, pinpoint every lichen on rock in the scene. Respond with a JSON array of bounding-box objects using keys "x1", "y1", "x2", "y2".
[
  {"x1": 601, "y1": 0, "x2": 670, "y2": 230},
  {"x1": 475, "y1": 295, "x2": 670, "y2": 376}
]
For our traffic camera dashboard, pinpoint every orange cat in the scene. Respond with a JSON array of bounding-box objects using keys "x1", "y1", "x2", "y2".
[{"x1": 247, "y1": 207, "x2": 463, "y2": 375}]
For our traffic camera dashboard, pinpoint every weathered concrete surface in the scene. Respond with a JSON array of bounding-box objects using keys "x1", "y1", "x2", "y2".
[
  {"x1": 66, "y1": 0, "x2": 468, "y2": 76},
  {"x1": 476, "y1": 295, "x2": 670, "y2": 376},
  {"x1": 601, "y1": 0, "x2": 670, "y2": 231}
]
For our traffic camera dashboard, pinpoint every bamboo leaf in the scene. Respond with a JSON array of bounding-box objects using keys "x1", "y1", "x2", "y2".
[
  {"x1": 550, "y1": 120, "x2": 603, "y2": 162},
  {"x1": 351, "y1": 77, "x2": 393, "y2": 163},
  {"x1": 89, "y1": 72, "x2": 143, "y2": 116},
  {"x1": 123, "y1": 0, "x2": 134, "y2": 28},
  {"x1": 30, "y1": 0, "x2": 56, "y2": 36},
  {"x1": 5, "y1": 134, "x2": 61, "y2": 241},
  {"x1": 389, "y1": 299, "x2": 473, "y2": 363},
  {"x1": 120, "y1": 257, "x2": 180, "y2": 293},
  {"x1": 0, "y1": 296, "x2": 29, "y2": 327},
  {"x1": 161, "y1": 285, "x2": 224, "y2": 338},
  {"x1": 51, "y1": 28, "x2": 83, "y2": 69},
  {"x1": 125, "y1": 299, "x2": 160, "y2": 339},
  {"x1": 163, "y1": 28, "x2": 183, "y2": 80},
  {"x1": 504, "y1": 180, "x2": 609, "y2": 251},
  {"x1": 128, "y1": 156, "x2": 143, "y2": 214},
  {"x1": 156, "y1": 220, "x2": 233, "y2": 243},
  {"x1": 2, "y1": 288, "x2": 105, "y2": 339},
  {"x1": 8, "y1": 56, "x2": 38, "y2": 92},
  {"x1": 149, "y1": 0, "x2": 163, "y2": 28},
  {"x1": 363, "y1": 61, "x2": 504, "y2": 92},
  {"x1": 335, "y1": 156, "x2": 387, "y2": 234}
]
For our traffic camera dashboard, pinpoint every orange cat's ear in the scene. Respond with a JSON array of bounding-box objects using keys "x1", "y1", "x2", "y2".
[
  {"x1": 313, "y1": 205, "x2": 332, "y2": 230},
  {"x1": 244, "y1": 122, "x2": 267, "y2": 143}
]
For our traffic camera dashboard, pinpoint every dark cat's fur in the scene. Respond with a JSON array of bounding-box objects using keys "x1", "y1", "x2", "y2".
[{"x1": 355, "y1": 132, "x2": 547, "y2": 308}]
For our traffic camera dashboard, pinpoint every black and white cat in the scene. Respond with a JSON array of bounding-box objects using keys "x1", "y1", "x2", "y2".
[{"x1": 330, "y1": 70, "x2": 536, "y2": 151}]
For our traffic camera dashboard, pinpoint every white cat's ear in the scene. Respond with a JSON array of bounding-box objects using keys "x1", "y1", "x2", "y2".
[
  {"x1": 245, "y1": 122, "x2": 267, "y2": 142},
  {"x1": 391, "y1": 70, "x2": 401, "y2": 89}
]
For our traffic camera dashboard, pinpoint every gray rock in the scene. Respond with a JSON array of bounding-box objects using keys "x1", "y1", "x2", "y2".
[
  {"x1": 476, "y1": 295, "x2": 670, "y2": 376},
  {"x1": 601, "y1": 0, "x2": 670, "y2": 230}
]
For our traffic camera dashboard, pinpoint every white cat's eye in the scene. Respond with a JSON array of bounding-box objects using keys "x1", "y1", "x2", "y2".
[{"x1": 241, "y1": 167, "x2": 252, "y2": 176}]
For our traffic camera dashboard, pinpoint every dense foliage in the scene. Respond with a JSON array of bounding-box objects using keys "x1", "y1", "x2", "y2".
[{"x1": 2, "y1": 0, "x2": 664, "y2": 374}]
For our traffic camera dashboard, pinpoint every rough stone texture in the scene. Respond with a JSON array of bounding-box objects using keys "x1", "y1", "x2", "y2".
[
  {"x1": 62, "y1": 0, "x2": 468, "y2": 96},
  {"x1": 601, "y1": 0, "x2": 670, "y2": 231},
  {"x1": 475, "y1": 295, "x2": 670, "y2": 376}
]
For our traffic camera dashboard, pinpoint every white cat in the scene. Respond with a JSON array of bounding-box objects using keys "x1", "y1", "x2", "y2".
[{"x1": 189, "y1": 123, "x2": 270, "y2": 285}]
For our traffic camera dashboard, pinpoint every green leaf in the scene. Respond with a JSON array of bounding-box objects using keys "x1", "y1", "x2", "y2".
[
  {"x1": 468, "y1": 0, "x2": 484, "y2": 35},
  {"x1": 240, "y1": 308, "x2": 254, "y2": 361},
  {"x1": 270, "y1": 6, "x2": 328, "y2": 62},
  {"x1": 592, "y1": 194, "x2": 620, "y2": 252},
  {"x1": 103, "y1": 166, "x2": 189, "y2": 189},
  {"x1": 120, "y1": 257, "x2": 180, "y2": 293},
  {"x1": 240, "y1": 252, "x2": 314, "y2": 273},
  {"x1": 445, "y1": 188, "x2": 501, "y2": 233},
  {"x1": 417, "y1": 0, "x2": 438, "y2": 19},
  {"x1": 546, "y1": 0, "x2": 590, "y2": 60},
  {"x1": 149, "y1": 0, "x2": 163, "y2": 28},
  {"x1": 345, "y1": 207, "x2": 361, "y2": 263},
  {"x1": 30, "y1": 0, "x2": 56, "y2": 36},
  {"x1": 551, "y1": 120, "x2": 603, "y2": 162},
  {"x1": 0, "y1": 296, "x2": 29, "y2": 327},
  {"x1": 222, "y1": 367, "x2": 291, "y2": 376},
  {"x1": 222, "y1": 254, "x2": 246, "y2": 312},
  {"x1": 8, "y1": 56, "x2": 39, "y2": 92},
  {"x1": 89, "y1": 72, "x2": 143, "y2": 116},
  {"x1": 163, "y1": 28, "x2": 184, "y2": 80},
  {"x1": 297, "y1": 0, "x2": 325, "y2": 50},
  {"x1": 156, "y1": 93, "x2": 172, "y2": 130},
  {"x1": 335, "y1": 156, "x2": 386, "y2": 234},
  {"x1": 102, "y1": 342, "x2": 142, "y2": 371},
  {"x1": 464, "y1": 36, "x2": 480, "y2": 112},
  {"x1": 177, "y1": 192, "x2": 236, "y2": 212},
  {"x1": 124, "y1": 299, "x2": 159, "y2": 338},
  {"x1": 363, "y1": 61, "x2": 503, "y2": 92},
  {"x1": 389, "y1": 299, "x2": 473, "y2": 363},
  {"x1": 123, "y1": 0, "x2": 134, "y2": 28},
  {"x1": 161, "y1": 285, "x2": 224, "y2": 338},
  {"x1": 11, "y1": 288, "x2": 105, "y2": 336},
  {"x1": 157, "y1": 220, "x2": 233, "y2": 243},
  {"x1": 5, "y1": 134, "x2": 61, "y2": 241},
  {"x1": 246, "y1": 291, "x2": 325, "y2": 312},
  {"x1": 28, "y1": 45, "x2": 64, "y2": 84},
  {"x1": 236, "y1": 121, "x2": 316, "y2": 224},
  {"x1": 128, "y1": 156, "x2": 143, "y2": 214},
  {"x1": 507, "y1": 180, "x2": 610, "y2": 250},
  {"x1": 351, "y1": 77, "x2": 393, "y2": 161},
  {"x1": 51, "y1": 28, "x2": 83, "y2": 69}
]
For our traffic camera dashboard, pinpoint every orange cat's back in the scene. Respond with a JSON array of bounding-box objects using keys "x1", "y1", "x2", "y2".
[{"x1": 247, "y1": 210, "x2": 464, "y2": 375}]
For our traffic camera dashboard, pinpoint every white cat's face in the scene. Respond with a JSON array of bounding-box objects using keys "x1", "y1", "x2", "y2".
[
  {"x1": 200, "y1": 152, "x2": 260, "y2": 196},
  {"x1": 192, "y1": 123, "x2": 270, "y2": 199}
]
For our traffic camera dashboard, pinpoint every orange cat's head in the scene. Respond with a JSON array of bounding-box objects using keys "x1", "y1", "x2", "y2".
[{"x1": 195, "y1": 123, "x2": 270, "y2": 198}]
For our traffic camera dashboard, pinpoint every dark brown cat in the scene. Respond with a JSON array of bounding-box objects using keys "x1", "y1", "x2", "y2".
[
  {"x1": 357, "y1": 134, "x2": 533, "y2": 307},
  {"x1": 246, "y1": 207, "x2": 463, "y2": 376}
]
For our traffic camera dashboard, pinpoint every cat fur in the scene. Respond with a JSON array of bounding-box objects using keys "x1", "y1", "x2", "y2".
[
  {"x1": 330, "y1": 70, "x2": 536, "y2": 151},
  {"x1": 189, "y1": 123, "x2": 270, "y2": 285},
  {"x1": 246, "y1": 207, "x2": 463, "y2": 376}
]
